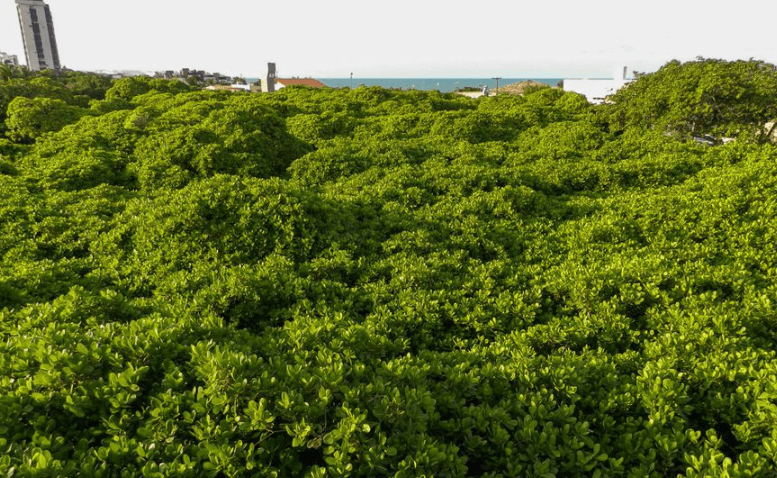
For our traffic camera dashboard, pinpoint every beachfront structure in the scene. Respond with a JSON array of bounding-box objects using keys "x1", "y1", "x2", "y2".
[
  {"x1": 16, "y1": 0, "x2": 61, "y2": 71},
  {"x1": 274, "y1": 78, "x2": 326, "y2": 90},
  {"x1": 563, "y1": 66, "x2": 632, "y2": 104},
  {"x1": 260, "y1": 63, "x2": 325, "y2": 91},
  {"x1": 205, "y1": 84, "x2": 252, "y2": 92},
  {"x1": 0, "y1": 51, "x2": 19, "y2": 66}
]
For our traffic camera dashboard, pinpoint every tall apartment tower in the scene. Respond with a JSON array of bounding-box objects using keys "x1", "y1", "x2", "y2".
[{"x1": 16, "y1": 0, "x2": 61, "y2": 71}]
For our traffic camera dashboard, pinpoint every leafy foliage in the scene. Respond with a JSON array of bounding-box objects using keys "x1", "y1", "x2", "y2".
[
  {"x1": 5, "y1": 96, "x2": 89, "y2": 142},
  {"x1": 131, "y1": 94, "x2": 311, "y2": 190},
  {"x1": 605, "y1": 58, "x2": 777, "y2": 142},
  {"x1": 2, "y1": 60, "x2": 777, "y2": 477}
]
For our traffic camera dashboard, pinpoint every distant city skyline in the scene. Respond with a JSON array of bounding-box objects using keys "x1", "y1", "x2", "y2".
[{"x1": 1, "y1": 0, "x2": 775, "y2": 78}]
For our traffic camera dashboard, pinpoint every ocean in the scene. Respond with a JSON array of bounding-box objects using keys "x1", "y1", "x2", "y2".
[{"x1": 246, "y1": 78, "x2": 563, "y2": 93}]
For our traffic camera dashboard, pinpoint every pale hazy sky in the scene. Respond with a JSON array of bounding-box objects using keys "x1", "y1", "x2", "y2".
[{"x1": 1, "y1": 0, "x2": 775, "y2": 78}]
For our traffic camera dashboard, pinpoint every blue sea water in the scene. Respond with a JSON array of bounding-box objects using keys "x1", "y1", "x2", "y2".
[
  {"x1": 247, "y1": 78, "x2": 563, "y2": 93},
  {"x1": 320, "y1": 78, "x2": 563, "y2": 93}
]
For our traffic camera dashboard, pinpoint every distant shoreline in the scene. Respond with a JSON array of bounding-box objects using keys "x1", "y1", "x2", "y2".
[{"x1": 245, "y1": 78, "x2": 563, "y2": 93}]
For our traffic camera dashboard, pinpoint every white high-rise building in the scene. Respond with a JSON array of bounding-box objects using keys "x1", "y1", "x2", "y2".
[{"x1": 16, "y1": 0, "x2": 61, "y2": 71}]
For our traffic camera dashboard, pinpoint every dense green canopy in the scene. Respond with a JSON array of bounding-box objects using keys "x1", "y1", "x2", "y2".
[
  {"x1": 604, "y1": 59, "x2": 777, "y2": 142},
  {"x1": 2, "y1": 60, "x2": 777, "y2": 477}
]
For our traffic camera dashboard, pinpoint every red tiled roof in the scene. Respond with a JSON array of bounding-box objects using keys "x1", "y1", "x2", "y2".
[{"x1": 276, "y1": 78, "x2": 326, "y2": 88}]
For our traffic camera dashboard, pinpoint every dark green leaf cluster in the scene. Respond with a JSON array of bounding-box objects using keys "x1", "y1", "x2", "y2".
[
  {"x1": 0, "y1": 71, "x2": 115, "y2": 138},
  {"x1": 2, "y1": 61, "x2": 777, "y2": 477},
  {"x1": 604, "y1": 59, "x2": 777, "y2": 142}
]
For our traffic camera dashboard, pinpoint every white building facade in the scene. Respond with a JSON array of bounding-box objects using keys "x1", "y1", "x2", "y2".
[
  {"x1": 0, "y1": 51, "x2": 19, "y2": 66},
  {"x1": 563, "y1": 66, "x2": 633, "y2": 104},
  {"x1": 16, "y1": 0, "x2": 61, "y2": 71}
]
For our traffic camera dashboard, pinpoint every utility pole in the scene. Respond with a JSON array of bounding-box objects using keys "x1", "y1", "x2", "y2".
[
  {"x1": 492, "y1": 77, "x2": 502, "y2": 96},
  {"x1": 350, "y1": 72, "x2": 353, "y2": 89}
]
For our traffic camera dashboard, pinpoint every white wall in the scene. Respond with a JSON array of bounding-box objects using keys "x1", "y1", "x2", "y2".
[{"x1": 563, "y1": 78, "x2": 632, "y2": 104}]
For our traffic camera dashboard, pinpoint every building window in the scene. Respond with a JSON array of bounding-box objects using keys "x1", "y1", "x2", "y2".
[{"x1": 43, "y1": 5, "x2": 60, "y2": 67}]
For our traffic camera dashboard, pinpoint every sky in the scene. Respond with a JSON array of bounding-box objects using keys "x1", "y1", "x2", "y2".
[{"x1": 1, "y1": 0, "x2": 776, "y2": 78}]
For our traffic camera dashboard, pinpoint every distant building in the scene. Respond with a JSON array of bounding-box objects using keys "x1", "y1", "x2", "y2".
[
  {"x1": 274, "y1": 78, "x2": 326, "y2": 89},
  {"x1": 259, "y1": 63, "x2": 325, "y2": 92},
  {"x1": 262, "y1": 62, "x2": 277, "y2": 93},
  {"x1": 205, "y1": 84, "x2": 251, "y2": 92},
  {"x1": 154, "y1": 68, "x2": 234, "y2": 84},
  {"x1": 563, "y1": 66, "x2": 632, "y2": 104},
  {"x1": 16, "y1": 0, "x2": 61, "y2": 71},
  {"x1": 179, "y1": 68, "x2": 206, "y2": 80},
  {"x1": 0, "y1": 51, "x2": 19, "y2": 66}
]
